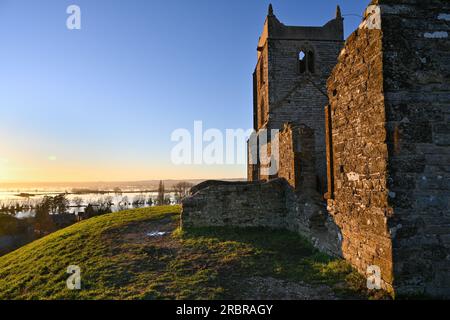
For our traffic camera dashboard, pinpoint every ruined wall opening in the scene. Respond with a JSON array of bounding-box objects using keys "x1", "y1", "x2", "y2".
[
  {"x1": 308, "y1": 51, "x2": 315, "y2": 73},
  {"x1": 298, "y1": 50, "x2": 315, "y2": 74},
  {"x1": 298, "y1": 51, "x2": 306, "y2": 73}
]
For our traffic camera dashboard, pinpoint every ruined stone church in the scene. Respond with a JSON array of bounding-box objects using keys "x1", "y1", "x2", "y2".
[{"x1": 183, "y1": 0, "x2": 450, "y2": 298}]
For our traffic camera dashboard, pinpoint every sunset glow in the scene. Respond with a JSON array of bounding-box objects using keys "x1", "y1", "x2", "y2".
[
  {"x1": 0, "y1": 0, "x2": 364, "y2": 184},
  {"x1": 0, "y1": 159, "x2": 9, "y2": 181}
]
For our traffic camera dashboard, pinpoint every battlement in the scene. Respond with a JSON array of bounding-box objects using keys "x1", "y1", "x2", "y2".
[{"x1": 257, "y1": 4, "x2": 343, "y2": 54}]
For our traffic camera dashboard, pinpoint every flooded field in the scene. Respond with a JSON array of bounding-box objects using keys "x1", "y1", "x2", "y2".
[{"x1": 0, "y1": 190, "x2": 176, "y2": 218}]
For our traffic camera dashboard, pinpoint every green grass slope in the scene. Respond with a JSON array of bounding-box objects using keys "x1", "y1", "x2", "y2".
[{"x1": 0, "y1": 206, "x2": 373, "y2": 300}]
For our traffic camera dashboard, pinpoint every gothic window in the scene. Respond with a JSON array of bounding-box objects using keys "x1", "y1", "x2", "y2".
[
  {"x1": 298, "y1": 51, "x2": 306, "y2": 74},
  {"x1": 308, "y1": 51, "x2": 315, "y2": 73},
  {"x1": 298, "y1": 49, "x2": 316, "y2": 74}
]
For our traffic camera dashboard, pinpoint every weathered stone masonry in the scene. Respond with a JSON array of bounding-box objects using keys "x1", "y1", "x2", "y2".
[
  {"x1": 182, "y1": 1, "x2": 363, "y2": 289},
  {"x1": 327, "y1": 0, "x2": 450, "y2": 296},
  {"x1": 183, "y1": 1, "x2": 450, "y2": 297},
  {"x1": 182, "y1": 179, "x2": 290, "y2": 229},
  {"x1": 278, "y1": 123, "x2": 317, "y2": 191},
  {"x1": 184, "y1": 128, "x2": 342, "y2": 256},
  {"x1": 248, "y1": 5, "x2": 344, "y2": 193},
  {"x1": 182, "y1": 179, "x2": 341, "y2": 256},
  {"x1": 382, "y1": 0, "x2": 450, "y2": 297},
  {"x1": 326, "y1": 11, "x2": 393, "y2": 292}
]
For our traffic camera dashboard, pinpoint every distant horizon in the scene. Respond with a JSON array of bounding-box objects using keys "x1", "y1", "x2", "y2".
[
  {"x1": 0, "y1": 0, "x2": 367, "y2": 183},
  {"x1": 0, "y1": 177, "x2": 245, "y2": 185}
]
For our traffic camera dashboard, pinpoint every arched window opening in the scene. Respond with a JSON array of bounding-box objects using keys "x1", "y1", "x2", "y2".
[
  {"x1": 308, "y1": 51, "x2": 315, "y2": 73},
  {"x1": 299, "y1": 51, "x2": 306, "y2": 60},
  {"x1": 298, "y1": 49, "x2": 316, "y2": 74},
  {"x1": 298, "y1": 51, "x2": 306, "y2": 74}
]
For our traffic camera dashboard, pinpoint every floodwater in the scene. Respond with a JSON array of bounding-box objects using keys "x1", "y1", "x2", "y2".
[{"x1": 0, "y1": 190, "x2": 176, "y2": 218}]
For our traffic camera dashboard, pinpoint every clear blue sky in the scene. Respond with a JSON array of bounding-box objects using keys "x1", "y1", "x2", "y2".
[{"x1": 0, "y1": 0, "x2": 368, "y2": 182}]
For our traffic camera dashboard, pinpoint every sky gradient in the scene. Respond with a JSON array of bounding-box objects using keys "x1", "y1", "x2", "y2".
[{"x1": 0, "y1": 0, "x2": 368, "y2": 182}]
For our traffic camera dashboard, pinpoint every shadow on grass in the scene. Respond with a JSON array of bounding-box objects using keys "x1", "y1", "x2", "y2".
[{"x1": 180, "y1": 226, "x2": 369, "y2": 299}]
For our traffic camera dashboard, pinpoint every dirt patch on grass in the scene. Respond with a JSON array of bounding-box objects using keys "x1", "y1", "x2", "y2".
[{"x1": 105, "y1": 215, "x2": 179, "y2": 246}]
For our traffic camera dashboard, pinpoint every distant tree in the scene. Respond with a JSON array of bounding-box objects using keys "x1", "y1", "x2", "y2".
[
  {"x1": 113, "y1": 187, "x2": 122, "y2": 196},
  {"x1": 173, "y1": 182, "x2": 194, "y2": 204},
  {"x1": 52, "y1": 194, "x2": 69, "y2": 214},
  {"x1": 121, "y1": 196, "x2": 129, "y2": 206},
  {"x1": 117, "y1": 196, "x2": 129, "y2": 211},
  {"x1": 34, "y1": 198, "x2": 55, "y2": 235},
  {"x1": 84, "y1": 204, "x2": 96, "y2": 219},
  {"x1": 103, "y1": 196, "x2": 114, "y2": 207},
  {"x1": 146, "y1": 197, "x2": 153, "y2": 206},
  {"x1": 73, "y1": 197, "x2": 83, "y2": 207},
  {"x1": 98, "y1": 196, "x2": 113, "y2": 214},
  {"x1": 132, "y1": 195, "x2": 146, "y2": 208},
  {"x1": 157, "y1": 181, "x2": 165, "y2": 205},
  {"x1": 79, "y1": 201, "x2": 112, "y2": 220}
]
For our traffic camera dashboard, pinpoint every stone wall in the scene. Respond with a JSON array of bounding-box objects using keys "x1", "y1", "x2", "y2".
[
  {"x1": 379, "y1": 0, "x2": 450, "y2": 297},
  {"x1": 182, "y1": 179, "x2": 290, "y2": 229},
  {"x1": 278, "y1": 123, "x2": 316, "y2": 191},
  {"x1": 278, "y1": 125, "x2": 297, "y2": 188},
  {"x1": 327, "y1": 0, "x2": 450, "y2": 297},
  {"x1": 326, "y1": 18, "x2": 393, "y2": 292},
  {"x1": 255, "y1": 37, "x2": 269, "y2": 131},
  {"x1": 182, "y1": 178, "x2": 342, "y2": 257}
]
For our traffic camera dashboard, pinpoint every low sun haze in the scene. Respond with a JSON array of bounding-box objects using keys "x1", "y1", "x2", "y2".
[{"x1": 0, "y1": 0, "x2": 368, "y2": 182}]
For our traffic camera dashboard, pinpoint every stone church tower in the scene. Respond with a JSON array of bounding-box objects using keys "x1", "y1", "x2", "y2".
[{"x1": 248, "y1": 4, "x2": 344, "y2": 192}]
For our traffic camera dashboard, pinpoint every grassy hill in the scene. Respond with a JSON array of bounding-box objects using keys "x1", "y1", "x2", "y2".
[{"x1": 0, "y1": 206, "x2": 374, "y2": 300}]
